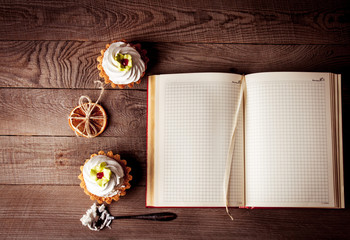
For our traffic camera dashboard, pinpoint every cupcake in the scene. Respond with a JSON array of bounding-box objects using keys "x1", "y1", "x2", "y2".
[
  {"x1": 78, "y1": 151, "x2": 132, "y2": 204},
  {"x1": 97, "y1": 40, "x2": 148, "y2": 88}
]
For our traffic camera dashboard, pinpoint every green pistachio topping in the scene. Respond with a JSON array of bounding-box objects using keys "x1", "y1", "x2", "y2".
[
  {"x1": 90, "y1": 162, "x2": 112, "y2": 187},
  {"x1": 114, "y1": 53, "x2": 132, "y2": 71}
]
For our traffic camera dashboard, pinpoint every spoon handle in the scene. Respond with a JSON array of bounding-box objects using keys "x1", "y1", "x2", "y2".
[{"x1": 112, "y1": 212, "x2": 177, "y2": 221}]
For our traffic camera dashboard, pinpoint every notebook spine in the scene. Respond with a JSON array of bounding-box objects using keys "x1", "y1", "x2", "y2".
[{"x1": 239, "y1": 206, "x2": 255, "y2": 209}]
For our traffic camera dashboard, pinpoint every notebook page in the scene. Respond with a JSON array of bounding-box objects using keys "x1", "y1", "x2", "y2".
[
  {"x1": 153, "y1": 73, "x2": 244, "y2": 206},
  {"x1": 245, "y1": 72, "x2": 335, "y2": 208}
]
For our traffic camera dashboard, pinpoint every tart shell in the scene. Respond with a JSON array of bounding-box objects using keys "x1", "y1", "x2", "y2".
[
  {"x1": 78, "y1": 150, "x2": 132, "y2": 204},
  {"x1": 97, "y1": 40, "x2": 149, "y2": 89}
]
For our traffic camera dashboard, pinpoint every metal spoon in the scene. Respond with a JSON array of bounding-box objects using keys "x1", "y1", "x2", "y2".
[{"x1": 81, "y1": 204, "x2": 177, "y2": 231}]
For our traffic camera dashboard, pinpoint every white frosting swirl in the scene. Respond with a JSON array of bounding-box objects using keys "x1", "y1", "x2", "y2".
[
  {"x1": 102, "y1": 42, "x2": 145, "y2": 85},
  {"x1": 83, "y1": 155, "x2": 125, "y2": 197}
]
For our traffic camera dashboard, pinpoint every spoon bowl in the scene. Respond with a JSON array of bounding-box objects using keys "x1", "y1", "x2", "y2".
[{"x1": 81, "y1": 203, "x2": 177, "y2": 231}]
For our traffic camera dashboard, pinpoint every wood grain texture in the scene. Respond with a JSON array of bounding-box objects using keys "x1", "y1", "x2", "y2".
[
  {"x1": 1, "y1": 41, "x2": 350, "y2": 89},
  {"x1": 0, "y1": 0, "x2": 349, "y2": 44},
  {"x1": 0, "y1": 40, "x2": 150, "y2": 89},
  {"x1": 0, "y1": 0, "x2": 349, "y2": 238},
  {"x1": 0, "y1": 185, "x2": 350, "y2": 240},
  {"x1": 0, "y1": 136, "x2": 146, "y2": 185},
  {"x1": 0, "y1": 88, "x2": 147, "y2": 136}
]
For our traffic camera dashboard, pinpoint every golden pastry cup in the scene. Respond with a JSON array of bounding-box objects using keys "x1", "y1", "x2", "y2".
[
  {"x1": 78, "y1": 150, "x2": 132, "y2": 204},
  {"x1": 97, "y1": 40, "x2": 149, "y2": 89}
]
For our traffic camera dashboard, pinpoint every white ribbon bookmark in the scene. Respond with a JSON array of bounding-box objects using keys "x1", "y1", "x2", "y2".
[{"x1": 223, "y1": 75, "x2": 245, "y2": 220}]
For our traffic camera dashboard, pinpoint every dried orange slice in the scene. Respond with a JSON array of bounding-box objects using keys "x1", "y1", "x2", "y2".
[{"x1": 68, "y1": 103, "x2": 107, "y2": 138}]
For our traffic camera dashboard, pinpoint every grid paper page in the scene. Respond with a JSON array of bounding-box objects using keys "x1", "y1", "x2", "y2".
[
  {"x1": 154, "y1": 74, "x2": 244, "y2": 206},
  {"x1": 245, "y1": 73, "x2": 334, "y2": 207}
]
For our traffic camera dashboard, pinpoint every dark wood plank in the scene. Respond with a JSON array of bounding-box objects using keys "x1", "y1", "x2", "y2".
[
  {"x1": 0, "y1": 136, "x2": 146, "y2": 185},
  {"x1": 1, "y1": 41, "x2": 350, "y2": 89},
  {"x1": 0, "y1": 0, "x2": 348, "y2": 44},
  {"x1": 0, "y1": 88, "x2": 147, "y2": 136},
  {"x1": 0, "y1": 185, "x2": 350, "y2": 239},
  {"x1": 0, "y1": 41, "x2": 149, "y2": 89}
]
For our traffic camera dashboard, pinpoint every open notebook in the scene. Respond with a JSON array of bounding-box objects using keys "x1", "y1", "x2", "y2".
[{"x1": 147, "y1": 72, "x2": 344, "y2": 208}]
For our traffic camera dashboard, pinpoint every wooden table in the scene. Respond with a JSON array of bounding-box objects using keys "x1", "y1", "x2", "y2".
[{"x1": 0, "y1": 0, "x2": 349, "y2": 239}]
